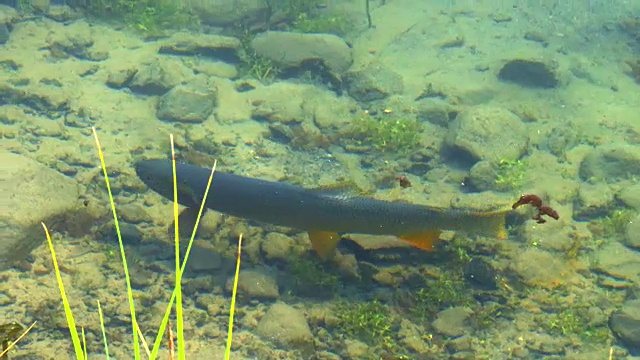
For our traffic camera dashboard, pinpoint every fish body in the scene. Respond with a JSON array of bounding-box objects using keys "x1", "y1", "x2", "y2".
[{"x1": 135, "y1": 160, "x2": 508, "y2": 258}]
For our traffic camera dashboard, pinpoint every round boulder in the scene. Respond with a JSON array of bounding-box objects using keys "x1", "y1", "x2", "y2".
[
  {"x1": 156, "y1": 83, "x2": 217, "y2": 123},
  {"x1": 256, "y1": 302, "x2": 314, "y2": 351},
  {"x1": 446, "y1": 105, "x2": 528, "y2": 163}
]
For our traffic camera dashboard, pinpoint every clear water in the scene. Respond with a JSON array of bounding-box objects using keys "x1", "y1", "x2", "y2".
[{"x1": 1, "y1": 0, "x2": 640, "y2": 359}]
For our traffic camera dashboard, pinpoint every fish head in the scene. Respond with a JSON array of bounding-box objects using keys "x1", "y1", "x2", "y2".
[{"x1": 135, "y1": 159, "x2": 199, "y2": 207}]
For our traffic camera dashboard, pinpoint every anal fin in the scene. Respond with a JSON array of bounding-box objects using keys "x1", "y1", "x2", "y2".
[
  {"x1": 398, "y1": 230, "x2": 442, "y2": 251},
  {"x1": 308, "y1": 231, "x2": 341, "y2": 260}
]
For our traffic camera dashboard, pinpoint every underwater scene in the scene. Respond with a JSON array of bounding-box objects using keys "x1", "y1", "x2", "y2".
[{"x1": 2, "y1": 0, "x2": 640, "y2": 359}]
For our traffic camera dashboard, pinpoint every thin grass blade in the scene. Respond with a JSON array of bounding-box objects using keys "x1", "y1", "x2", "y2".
[
  {"x1": 169, "y1": 135, "x2": 186, "y2": 360},
  {"x1": 150, "y1": 157, "x2": 217, "y2": 358},
  {"x1": 225, "y1": 234, "x2": 243, "y2": 360},
  {"x1": 0, "y1": 321, "x2": 37, "y2": 358},
  {"x1": 97, "y1": 300, "x2": 110, "y2": 360},
  {"x1": 91, "y1": 127, "x2": 141, "y2": 359},
  {"x1": 42, "y1": 223, "x2": 84, "y2": 359}
]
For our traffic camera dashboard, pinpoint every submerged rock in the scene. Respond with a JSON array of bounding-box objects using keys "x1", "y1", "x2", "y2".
[
  {"x1": 446, "y1": 105, "x2": 528, "y2": 163},
  {"x1": 579, "y1": 144, "x2": 640, "y2": 182},
  {"x1": 610, "y1": 299, "x2": 640, "y2": 353},
  {"x1": 251, "y1": 31, "x2": 352, "y2": 74},
  {"x1": 343, "y1": 63, "x2": 404, "y2": 102},
  {"x1": 129, "y1": 57, "x2": 192, "y2": 96},
  {"x1": 156, "y1": 83, "x2": 217, "y2": 123},
  {"x1": 0, "y1": 153, "x2": 80, "y2": 270},
  {"x1": 592, "y1": 242, "x2": 640, "y2": 286},
  {"x1": 498, "y1": 59, "x2": 559, "y2": 88},
  {"x1": 225, "y1": 269, "x2": 279, "y2": 300},
  {"x1": 256, "y1": 302, "x2": 314, "y2": 350},
  {"x1": 159, "y1": 32, "x2": 240, "y2": 63},
  {"x1": 432, "y1": 307, "x2": 472, "y2": 337}
]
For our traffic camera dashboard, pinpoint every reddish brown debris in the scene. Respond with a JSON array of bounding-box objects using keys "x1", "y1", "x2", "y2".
[
  {"x1": 395, "y1": 175, "x2": 412, "y2": 188},
  {"x1": 512, "y1": 194, "x2": 559, "y2": 224}
]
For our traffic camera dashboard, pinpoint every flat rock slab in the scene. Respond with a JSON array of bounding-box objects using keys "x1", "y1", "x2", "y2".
[
  {"x1": 592, "y1": 242, "x2": 640, "y2": 286},
  {"x1": 0, "y1": 153, "x2": 80, "y2": 269},
  {"x1": 251, "y1": 31, "x2": 352, "y2": 74}
]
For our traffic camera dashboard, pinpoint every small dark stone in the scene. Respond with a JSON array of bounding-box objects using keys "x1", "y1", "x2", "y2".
[
  {"x1": 498, "y1": 59, "x2": 558, "y2": 88},
  {"x1": 463, "y1": 257, "x2": 497, "y2": 290}
]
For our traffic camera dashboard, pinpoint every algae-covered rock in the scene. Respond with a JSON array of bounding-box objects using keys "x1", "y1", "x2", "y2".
[
  {"x1": 156, "y1": 83, "x2": 217, "y2": 123},
  {"x1": 158, "y1": 32, "x2": 240, "y2": 63},
  {"x1": 446, "y1": 105, "x2": 528, "y2": 163},
  {"x1": 343, "y1": 63, "x2": 404, "y2": 102},
  {"x1": 129, "y1": 56, "x2": 192, "y2": 95},
  {"x1": 256, "y1": 302, "x2": 314, "y2": 350},
  {"x1": 261, "y1": 232, "x2": 294, "y2": 261},
  {"x1": 579, "y1": 144, "x2": 640, "y2": 182},
  {"x1": 251, "y1": 31, "x2": 352, "y2": 74},
  {"x1": 225, "y1": 269, "x2": 279, "y2": 300},
  {"x1": 610, "y1": 299, "x2": 640, "y2": 352},
  {"x1": 0, "y1": 153, "x2": 80, "y2": 269}
]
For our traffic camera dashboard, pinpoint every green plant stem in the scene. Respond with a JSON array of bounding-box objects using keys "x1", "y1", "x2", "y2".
[{"x1": 92, "y1": 127, "x2": 141, "y2": 359}]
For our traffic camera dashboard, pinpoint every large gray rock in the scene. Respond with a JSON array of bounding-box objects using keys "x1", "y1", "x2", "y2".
[
  {"x1": 225, "y1": 269, "x2": 279, "y2": 300},
  {"x1": 343, "y1": 63, "x2": 404, "y2": 102},
  {"x1": 0, "y1": 153, "x2": 80, "y2": 269},
  {"x1": 46, "y1": 21, "x2": 108, "y2": 61},
  {"x1": 129, "y1": 57, "x2": 192, "y2": 96},
  {"x1": 432, "y1": 307, "x2": 472, "y2": 337},
  {"x1": 579, "y1": 144, "x2": 640, "y2": 182},
  {"x1": 592, "y1": 242, "x2": 640, "y2": 286},
  {"x1": 256, "y1": 302, "x2": 313, "y2": 350},
  {"x1": 261, "y1": 232, "x2": 294, "y2": 261},
  {"x1": 156, "y1": 82, "x2": 217, "y2": 123},
  {"x1": 446, "y1": 105, "x2": 528, "y2": 163},
  {"x1": 610, "y1": 299, "x2": 640, "y2": 352},
  {"x1": 573, "y1": 183, "x2": 614, "y2": 220},
  {"x1": 251, "y1": 31, "x2": 352, "y2": 74}
]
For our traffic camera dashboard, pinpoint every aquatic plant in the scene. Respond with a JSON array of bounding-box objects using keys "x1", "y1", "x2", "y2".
[
  {"x1": 336, "y1": 300, "x2": 394, "y2": 344},
  {"x1": 280, "y1": 0, "x2": 317, "y2": 18},
  {"x1": 494, "y1": 159, "x2": 527, "y2": 191},
  {"x1": 404, "y1": 271, "x2": 472, "y2": 321},
  {"x1": 540, "y1": 308, "x2": 610, "y2": 343},
  {"x1": 233, "y1": 24, "x2": 281, "y2": 83},
  {"x1": 238, "y1": 50, "x2": 280, "y2": 83},
  {"x1": 290, "y1": 12, "x2": 352, "y2": 36},
  {"x1": 351, "y1": 113, "x2": 422, "y2": 152},
  {"x1": 41, "y1": 128, "x2": 242, "y2": 359},
  {"x1": 589, "y1": 208, "x2": 634, "y2": 238},
  {"x1": 288, "y1": 256, "x2": 340, "y2": 298},
  {"x1": 86, "y1": 0, "x2": 196, "y2": 35}
]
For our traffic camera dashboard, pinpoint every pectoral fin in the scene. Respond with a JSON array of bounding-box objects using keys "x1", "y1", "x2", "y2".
[
  {"x1": 308, "y1": 231, "x2": 341, "y2": 260},
  {"x1": 398, "y1": 230, "x2": 442, "y2": 251}
]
